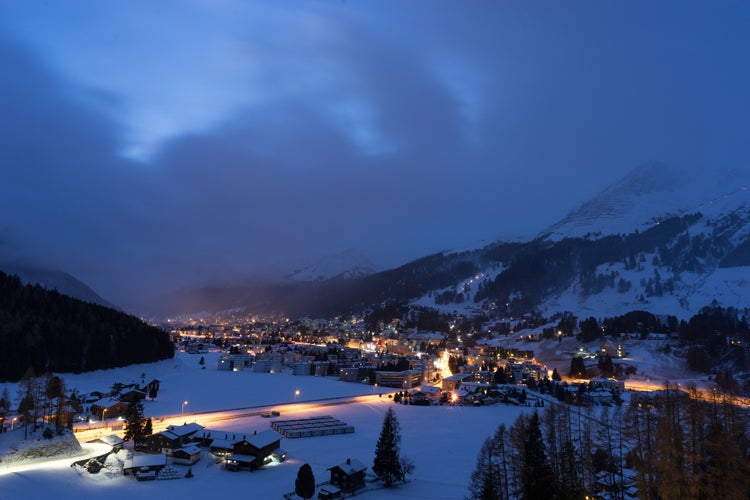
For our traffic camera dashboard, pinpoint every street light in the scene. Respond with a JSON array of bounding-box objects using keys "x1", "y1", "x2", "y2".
[
  {"x1": 101, "y1": 408, "x2": 107, "y2": 422},
  {"x1": 11, "y1": 417, "x2": 17, "y2": 431},
  {"x1": 182, "y1": 400, "x2": 188, "y2": 415},
  {"x1": 294, "y1": 390, "x2": 300, "y2": 402}
]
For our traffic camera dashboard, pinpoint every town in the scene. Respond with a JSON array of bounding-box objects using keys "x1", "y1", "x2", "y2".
[{"x1": 4, "y1": 304, "x2": 746, "y2": 500}]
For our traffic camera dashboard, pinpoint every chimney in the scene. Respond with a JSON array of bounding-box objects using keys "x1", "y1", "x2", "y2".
[{"x1": 346, "y1": 458, "x2": 351, "y2": 465}]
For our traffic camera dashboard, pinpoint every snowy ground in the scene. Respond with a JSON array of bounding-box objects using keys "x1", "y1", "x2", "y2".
[{"x1": 0, "y1": 352, "x2": 531, "y2": 499}]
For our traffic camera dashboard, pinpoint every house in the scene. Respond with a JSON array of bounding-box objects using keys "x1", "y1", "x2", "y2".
[
  {"x1": 231, "y1": 430, "x2": 283, "y2": 469},
  {"x1": 140, "y1": 379, "x2": 161, "y2": 396},
  {"x1": 599, "y1": 340, "x2": 623, "y2": 358},
  {"x1": 119, "y1": 389, "x2": 147, "y2": 403},
  {"x1": 172, "y1": 444, "x2": 202, "y2": 465},
  {"x1": 221, "y1": 430, "x2": 283, "y2": 470},
  {"x1": 90, "y1": 400, "x2": 130, "y2": 420},
  {"x1": 94, "y1": 434, "x2": 124, "y2": 452},
  {"x1": 123, "y1": 453, "x2": 167, "y2": 480},
  {"x1": 142, "y1": 422, "x2": 204, "y2": 455},
  {"x1": 318, "y1": 486, "x2": 343, "y2": 500},
  {"x1": 327, "y1": 458, "x2": 367, "y2": 493},
  {"x1": 375, "y1": 369, "x2": 423, "y2": 389},
  {"x1": 441, "y1": 373, "x2": 472, "y2": 392}
]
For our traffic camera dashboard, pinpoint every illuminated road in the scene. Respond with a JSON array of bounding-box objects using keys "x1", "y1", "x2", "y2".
[{"x1": 72, "y1": 393, "x2": 391, "y2": 442}]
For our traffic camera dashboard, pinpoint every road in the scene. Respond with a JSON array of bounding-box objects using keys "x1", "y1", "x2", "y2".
[{"x1": 72, "y1": 392, "x2": 390, "y2": 442}]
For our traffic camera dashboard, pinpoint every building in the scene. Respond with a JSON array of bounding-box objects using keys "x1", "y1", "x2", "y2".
[
  {"x1": 123, "y1": 453, "x2": 167, "y2": 480},
  {"x1": 172, "y1": 444, "x2": 202, "y2": 465},
  {"x1": 143, "y1": 422, "x2": 204, "y2": 455},
  {"x1": 327, "y1": 458, "x2": 367, "y2": 493},
  {"x1": 218, "y1": 354, "x2": 255, "y2": 371},
  {"x1": 375, "y1": 369, "x2": 423, "y2": 389},
  {"x1": 225, "y1": 430, "x2": 284, "y2": 470}
]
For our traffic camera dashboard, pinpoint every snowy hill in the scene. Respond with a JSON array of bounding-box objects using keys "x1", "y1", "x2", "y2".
[
  {"x1": 279, "y1": 248, "x2": 376, "y2": 282},
  {"x1": 542, "y1": 162, "x2": 750, "y2": 241},
  {"x1": 408, "y1": 163, "x2": 750, "y2": 320}
]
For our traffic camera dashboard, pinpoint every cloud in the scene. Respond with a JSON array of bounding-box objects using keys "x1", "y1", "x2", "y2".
[{"x1": 1, "y1": 1, "x2": 750, "y2": 312}]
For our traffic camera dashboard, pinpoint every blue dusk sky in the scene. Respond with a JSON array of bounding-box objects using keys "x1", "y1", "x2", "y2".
[{"x1": 1, "y1": 1, "x2": 749, "y2": 309}]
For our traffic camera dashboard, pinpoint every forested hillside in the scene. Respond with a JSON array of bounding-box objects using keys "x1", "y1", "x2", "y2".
[{"x1": 0, "y1": 271, "x2": 173, "y2": 382}]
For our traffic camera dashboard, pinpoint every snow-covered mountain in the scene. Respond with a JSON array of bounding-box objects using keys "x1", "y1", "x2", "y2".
[
  {"x1": 275, "y1": 248, "x2": 376, "y2": 282},
  {"x1": 542, "y1": 162, "x2": 750, "y2": 241},
  {"x1": 412, "y1": 163, "x2": 750, "y2": 320}
]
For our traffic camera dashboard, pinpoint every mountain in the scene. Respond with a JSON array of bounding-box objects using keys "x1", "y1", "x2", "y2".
[
  {"x1": 0, "y1": 271, "x2": 173, "y2": 382},
  {"x1": 542, "y1": 162, "x2": 750, "y2": 240},
  {"x1": 275, "y1": 248, "x2": 376, "y2": 282},
  {"x1": 0, "y1": 264, "x2": 118, "y2": 310},
  {"x1": 149, "y1": 163, "x2": 750, "y2": 322}
]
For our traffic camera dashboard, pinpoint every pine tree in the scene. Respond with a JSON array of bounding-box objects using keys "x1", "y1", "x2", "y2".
[
  {"x1": 295, "y1": 463, "x2": 315, "y2": 499},
  {"x1": 521, "y1": 412, "x2": 556, "y2": 499},
  {"x1": 373, "y1": 407, "x2": 402, "y2": 487},
  {"x1": 123, "y1": 401, "x2": 146, "y2": 447}
]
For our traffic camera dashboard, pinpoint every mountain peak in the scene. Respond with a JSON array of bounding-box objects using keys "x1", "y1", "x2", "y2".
[{"x1": 541, "y1": 162, "x2": 747, "y2": 240}]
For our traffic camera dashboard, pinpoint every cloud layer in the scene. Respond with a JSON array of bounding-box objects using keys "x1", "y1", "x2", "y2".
[{"x1": 1, "y1": 1, "x2": 749, "y2": 310}]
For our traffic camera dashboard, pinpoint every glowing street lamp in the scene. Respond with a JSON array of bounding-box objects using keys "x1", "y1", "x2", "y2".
[
  {"x1": 11, "y1": 417, "x2": 17, "y2": 430},
  {"x1": 182, "y1": 400, "x2": 188, "y2": 415},
  {"x1": 294, "y1": 390, "x2": 300, "y2": 402},
  {"x1": 101, "y1": 408, "x2": 107, "y2": 422}
]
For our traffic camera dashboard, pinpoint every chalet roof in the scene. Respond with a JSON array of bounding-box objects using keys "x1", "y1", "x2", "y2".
[
  {"x1": 199, "y1": 429, "x2": 249, "y2": 442},
  {"x1": 127, "y1": 453, "x2": 167, "y2": 469},
  {"x1": 165, "y1": 422, "x2": 204, "y2": 437},
  {"x1": 175, "y1": 444, "x2": 202, "y2": 456},
  {"x1": 227, "y1": 453, "x2": 256, "y2": 463},
  {"x1": 418, "y1": 385, "x2": 440, "y2": 394},
  {"x1": 245, "y1": 429, "x2": 282, "y2": 449},
  {"x1": 329, "y1": 458, "x2": 366, "y2": 475},
  {"x1": 98, "y1": 435, "x2": 124, "y2": 446}
]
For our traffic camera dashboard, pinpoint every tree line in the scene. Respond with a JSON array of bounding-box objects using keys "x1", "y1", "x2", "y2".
[
  {"x1": 0, "y1": 271, "x2": 174, "y2": 382},
  {"x1": 467, "y1": 383, "x2": 750, "y2": 499}
]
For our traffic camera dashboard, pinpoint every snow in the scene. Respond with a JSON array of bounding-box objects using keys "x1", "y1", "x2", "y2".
[
  {"x1": 0, "y1": 351, "x2": 531, "y2": 499},
  {"x1": 542, "y1": 163, "x2": 750, "y2": 241}
]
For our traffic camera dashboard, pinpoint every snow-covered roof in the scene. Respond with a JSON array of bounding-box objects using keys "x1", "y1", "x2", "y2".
[
  {"x1": 98, "y1": 435, "x2": 123, "y2": 446},
  {"x1": 329, "y1": 458, "x2": 366, "y2": 475},
  {"x1": 245, "y1": 430, "x2": 282, "y2": 449},
  {"x1": 127, "y1": 453, "x2": 166, "y2": 469},
  {"x1": 165, "y1": 422, "x2": 203, "y2": 437},
  {"x1": 176, "y1": 444, "x2": 202, "y2": 455}
]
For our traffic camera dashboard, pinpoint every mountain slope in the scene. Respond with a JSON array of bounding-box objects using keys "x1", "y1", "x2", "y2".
[
  {"x1": 0, "y1": 264, "x2": 118, "y2": 309},
  {"x1": 542, "y1": 162, "x2": 750, "y2": 241},
  {"x1": 0, "y1": 271, "x2": 173, "y2": 381},
  {"x1": 150, "y1": 163, "x2": 750, "y2": 321}
]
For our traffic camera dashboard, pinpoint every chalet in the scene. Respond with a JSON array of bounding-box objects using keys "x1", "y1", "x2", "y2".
[
  {"x1": 141, "y1": 379, "x2": 161, "y2": 396},
  {"x1": 123, "y1": 453, "x2": 167, "y2": 480},
  {"x1": 327, "y1": 458, "x2": 367, "y2": 493},
  {"x1": 416, "y1": 385, "x2": 441, "y2": 402},
  {"x1": 90, "y1": 400, "x2": 130, "y2": 420},
  {"x1": 119, "y1": 389, "x2": 147, "y2": 403},
  {"x1": 441, "y1": 373, "x2": 472, "y2": 392},
  {"x1": 172, "y1": 444, "x2": 202, "y2": 465},
  {"x1": 318, "y1": 486, "x2": 343, "y2": 500},
  {"x1": 223, "y1": 430, "x2": 283, "y2": 470},
  {"x1": 143, "y1": 422, "x2": 204, "y2": 455},
  {"x1": 599, "y1": 340, "x2": 623, "y2": 358},
  {"x1": 94, "y1": 434, "x2": 124, "y2": 452}
]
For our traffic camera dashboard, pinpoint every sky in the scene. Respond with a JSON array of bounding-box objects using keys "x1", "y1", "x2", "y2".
[{"x1": 1, "y1": 0, "x2": 749, "y2": 311}]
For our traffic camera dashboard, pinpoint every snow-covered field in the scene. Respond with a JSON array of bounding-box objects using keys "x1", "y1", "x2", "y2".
[{"x1": 0, "y1": 352, "x2": 530, "y2": 499}]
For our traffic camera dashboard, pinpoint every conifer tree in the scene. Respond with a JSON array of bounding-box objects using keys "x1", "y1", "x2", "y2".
[
  {"x1": 295, "y1": 463, "x2": 315, "y2": 499},
  {"x1": 123, "y1": 401, "x2": 146, "y2": 447},
  {"x1": 521, "y1": 412, "x2": 556, "y2": 499},
  {"x1": 373, "y1": 407, "x2": 402, "y2": 487}
]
